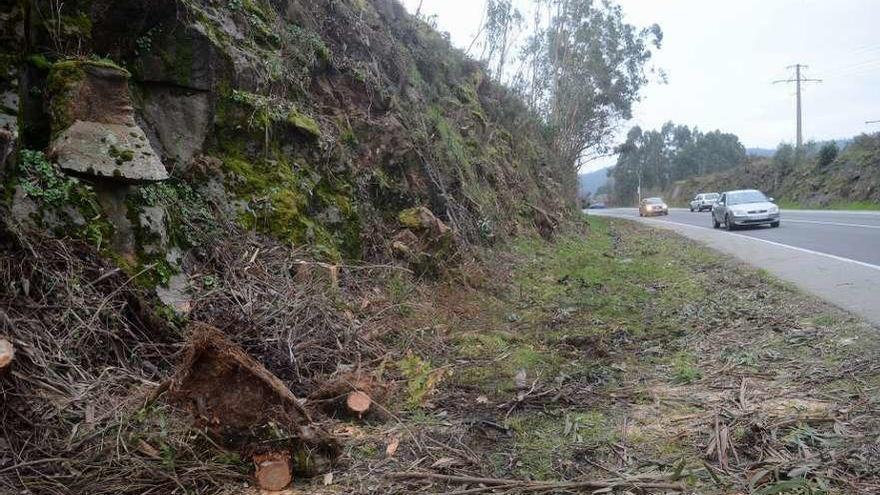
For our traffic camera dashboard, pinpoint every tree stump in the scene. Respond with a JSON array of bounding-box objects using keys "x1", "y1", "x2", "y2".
[
  {"x1": 346, "y1": 391, "x2": 372, "y2": 416},
  {"x1": 0, "y1": 338, "x2": 14, "y2": 369},
  {"x1": 254, "y1": 452, "x2": 292, "y2": 491}
]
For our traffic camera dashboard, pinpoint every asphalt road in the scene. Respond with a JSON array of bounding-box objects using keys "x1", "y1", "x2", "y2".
[{"x1": 586, "y1": 207, "x2": 880, "y2": 326}]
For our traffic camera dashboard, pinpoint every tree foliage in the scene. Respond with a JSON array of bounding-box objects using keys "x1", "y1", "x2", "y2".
[
  {"x1": 817, "y1": 142, "x2": 839, "y2": 168},
  {"x1": 610, "y1": 122, "x2": 746, "y2": 204},
  {"x1": 474, "y1": 0, "x2": 662, "y2": 176}
]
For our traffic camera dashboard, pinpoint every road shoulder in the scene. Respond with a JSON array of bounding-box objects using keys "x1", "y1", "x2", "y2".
[{"x1": 589, "y1": 210, "x2": 880, "y2": 327}]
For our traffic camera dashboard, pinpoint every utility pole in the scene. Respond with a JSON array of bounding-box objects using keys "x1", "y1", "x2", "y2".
[{"x1": 774, "y1": 64, "x2": 822, "y2": 151}]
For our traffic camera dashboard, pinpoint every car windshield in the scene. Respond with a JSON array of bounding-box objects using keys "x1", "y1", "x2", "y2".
[
  {"x1": 727, "y1": 191, "x2": 767, "y2": 205},
  {"x1": 705, "y1": 193, "x2": 719, "y2": 200},
  {"x1": 645, "y1": 198, "x2": 663, "y2": 205}
]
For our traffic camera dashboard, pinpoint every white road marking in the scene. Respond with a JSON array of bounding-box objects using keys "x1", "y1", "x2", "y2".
[
  {"x1": 670, "y1": 207, "x2": 880, "y2": 217},
  {"x1": 783, "y1": 219, "x2": 880, "y2": 230},
  {"x1": 591, "y1": 211, "x2": 880, "y2": 273}
]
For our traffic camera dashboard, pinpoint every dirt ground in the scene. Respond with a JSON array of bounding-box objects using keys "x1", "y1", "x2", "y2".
[{"x1": 292, "y1": 217, "x2": 880, "y2": 494}]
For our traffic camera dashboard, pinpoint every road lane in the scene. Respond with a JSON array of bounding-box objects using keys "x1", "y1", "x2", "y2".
[
  {"x1": 586, "y1": 207, "x2": 880, "y2": 326},
  {"x1": 596, "y1": 208, "x2": 880, "y2": 266}
]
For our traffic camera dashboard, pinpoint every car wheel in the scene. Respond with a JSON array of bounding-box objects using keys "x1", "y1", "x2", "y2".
[
  {"x1": 770, "y1": 221, "x2": 780, "y2": 228},
  {"x1": 712, "y1": 215, "x2": 720, "y2": 229},
  {"x1": 725, "y1": 214, "x2": 736, "y2": 231},
  {"x1": 690, "y1": 207, "x2": 694, "y2": 212}
]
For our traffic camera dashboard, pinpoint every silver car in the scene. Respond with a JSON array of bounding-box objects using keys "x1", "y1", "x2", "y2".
[
  {"x1": 689, "y1": 192, "x2": 719, "y2": 212},
  {"x1": 711, "y1": 189, "x2": 780, "y2": 230}
]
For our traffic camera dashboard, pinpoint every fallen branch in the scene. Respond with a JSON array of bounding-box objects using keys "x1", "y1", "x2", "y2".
[{"x1": 386, "y1": 472, "x2": 687, "y2": 492}]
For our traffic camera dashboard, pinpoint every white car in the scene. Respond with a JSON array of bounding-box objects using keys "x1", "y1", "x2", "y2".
[
  {"x1": 689, "y1": 192, "x2": 719, "y2": 212},
  {"x1": 711, "y1": 189, "x2": 780, "y2": 230}
]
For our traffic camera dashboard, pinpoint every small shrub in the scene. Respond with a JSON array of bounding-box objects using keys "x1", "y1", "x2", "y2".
[
  {"x1": 817, "y1": 142, "x2": 839, "y2": 168},
  {"x1": 399, "y1": 353, "x2": 446, "y2": 408},
  {"x1": 670, "y1": 353, "x2": 702, "y2": 384},
  {"x1": 18, "y1": 149, "x2": 83, "y2": 206}
]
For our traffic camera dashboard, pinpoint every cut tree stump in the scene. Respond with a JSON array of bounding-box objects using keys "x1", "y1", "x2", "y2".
[
  {"x1": 254, "y1": 452, "x2": 292, "y2": 491},
  {"x1": 0, "y1": 337, "x2": 14, "y2": 369},
  {"x1": 346, "y1": 391, "x2": 372, "y2": 416},
  {"x1": 308, "y1": 373, "x2": 385, "y2": 419}
]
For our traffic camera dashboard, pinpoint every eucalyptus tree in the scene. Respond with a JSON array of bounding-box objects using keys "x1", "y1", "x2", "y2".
[
  {"x1": 518, "y1": 0, "x2": 662, "y2": 172},
  {"x1": 475, "y1": 0, "x2": 662, "y2": 178}
]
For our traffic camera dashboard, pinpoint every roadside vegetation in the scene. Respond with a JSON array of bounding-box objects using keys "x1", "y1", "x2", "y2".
[
  {"x1": 659, "y1": 134, "x2": 880, "y2": 210},
  {"x1": 324, "y1": 216, "x2": 880, "y2": 494}
]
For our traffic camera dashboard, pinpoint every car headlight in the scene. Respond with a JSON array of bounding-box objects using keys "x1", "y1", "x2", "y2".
[
  {"x1": 661, "y1": 204, "x2": 668, "y2": 209},
  {"x1": 731, "y1": 209, "x2": 748, "y2": 216},
  {"x1": 768, "y1": 206, "x2": 779, "y2": 213}
]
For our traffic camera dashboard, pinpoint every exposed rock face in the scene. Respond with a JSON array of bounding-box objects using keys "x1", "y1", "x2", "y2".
[
  {"x1": 0, "y1": 128, "x2": 14, "y2": 170},
  {"x1": 10, "y1": 0, "x2": 573, "y2": 274},
  {"x1": 398, "y1": 206, "x2": 452, "y2": 238},
  {"x1": 0, "y1": 3, "x2": 21, "y2": 135},
  {"x1": 393, "y1": 207, "x2": 456, "y2": 275},
  {"x1": 47, "y1": 61, "x2": 168, "y2": 182},
  {"x1": 52, "y1": 121, "x2": 168, "y2": 181},
  {"x1": 140, "y1": 87, "x2": 211, "y2": 170}
]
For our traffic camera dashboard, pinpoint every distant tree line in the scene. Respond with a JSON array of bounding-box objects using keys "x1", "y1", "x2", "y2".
[{"x1": 610, "y1": 123, "x2": 746, "y2": 204}]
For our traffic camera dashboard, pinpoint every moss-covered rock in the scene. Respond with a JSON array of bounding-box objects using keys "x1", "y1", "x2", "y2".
[{"x1": 11, "y1": 149, "x2": 114, "y2": 247}]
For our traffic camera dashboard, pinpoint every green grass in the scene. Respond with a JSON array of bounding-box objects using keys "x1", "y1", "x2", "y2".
[
  {"x1": 442, "y1": 218, "x2": 718, "y2": 478},
  {"x1": 362, "y1": 215, "x2": 880, "y2": 494}
]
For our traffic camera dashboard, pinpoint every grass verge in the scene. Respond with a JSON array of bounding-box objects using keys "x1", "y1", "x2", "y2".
[{"x1": 333, "y1": 216, "x2": 880, "y2": 494}]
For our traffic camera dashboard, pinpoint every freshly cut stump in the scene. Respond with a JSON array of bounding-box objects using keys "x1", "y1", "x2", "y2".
[
  {"x1": 308, "y1": 373, "x2": 385, "y2": 419},
  {"x1": 0, "y1": 338, "x2": 13, "y2": 369},
  {"x1": 346, "y1": 391, "x2": 372, "y2": 415},
  {"x1": 254, "y1": 452, "x2": 292, "y2": 491}
]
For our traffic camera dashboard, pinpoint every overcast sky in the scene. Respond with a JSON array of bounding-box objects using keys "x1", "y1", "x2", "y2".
[{"x1": 400, "y1": 0, "x2": 880, "y2": 172}]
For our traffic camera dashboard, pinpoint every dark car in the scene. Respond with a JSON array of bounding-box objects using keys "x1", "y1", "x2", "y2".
[
  {"x1": 588, "y1": 202, "x2": 607, "y2": 209},
  {"x1": 639, "y1": 197, "x2": 668, "y2": 217}
]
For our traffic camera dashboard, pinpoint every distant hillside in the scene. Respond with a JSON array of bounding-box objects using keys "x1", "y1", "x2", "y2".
[
  {"x1": 668, "y1": 134, "x2": 880, "y2": 207},
  {"x1": 577, "y1": 167, "x2": 611, "y2": 196}
]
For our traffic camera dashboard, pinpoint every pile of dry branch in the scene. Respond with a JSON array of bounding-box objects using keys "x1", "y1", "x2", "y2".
[{"x1": 0, "y1": 217, "x2": 394, "y2": 494}]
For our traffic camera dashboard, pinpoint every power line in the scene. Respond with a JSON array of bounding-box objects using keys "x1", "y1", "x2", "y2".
[{"x1": 773, "y1": 64, "x2": 822, "y2": 150}]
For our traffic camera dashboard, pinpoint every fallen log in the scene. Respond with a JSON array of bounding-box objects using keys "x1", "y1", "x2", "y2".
[{"x1": 386, "y1": 472, "x2": 686, "y2": 492}]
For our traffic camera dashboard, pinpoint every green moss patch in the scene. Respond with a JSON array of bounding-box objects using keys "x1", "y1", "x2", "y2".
[
  {"x1": 219, "y1": 154, "x2": 359, "y2": 260},
  {"x1": 228, "y1": 90, "x2": 320, "y2": 139}
]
